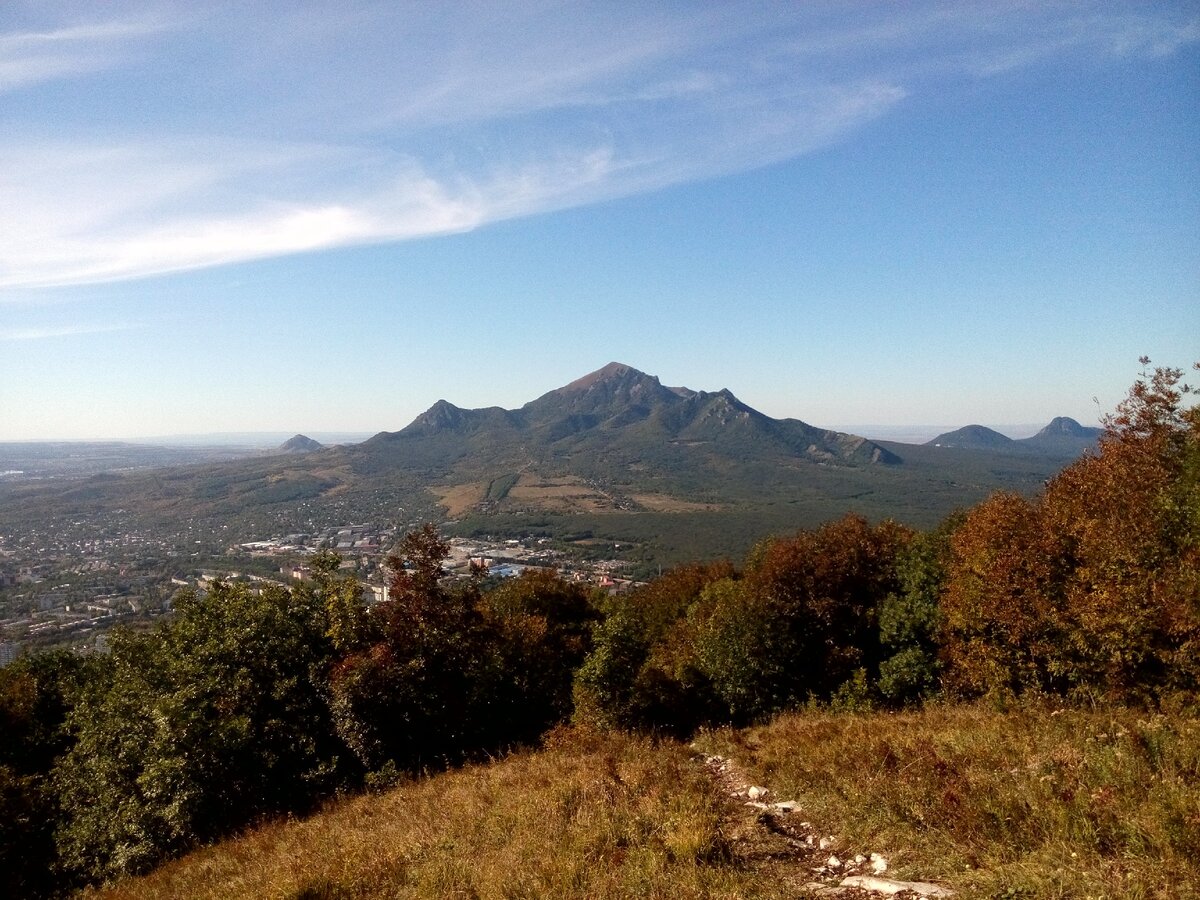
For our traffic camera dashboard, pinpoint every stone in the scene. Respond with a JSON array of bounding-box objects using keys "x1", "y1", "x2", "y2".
[
  {"x1": 747, "y1": 785, "x2": 768, "y2": 800},
  {"x1": 840, "y1": 875, "x2": 955, "y2": 897},
  {"x1": 827, "y1": 854, "x2": 842, "y2": 869},
  {"x1": 870, "y1": 852, "x2": 888, "y2": 874}
]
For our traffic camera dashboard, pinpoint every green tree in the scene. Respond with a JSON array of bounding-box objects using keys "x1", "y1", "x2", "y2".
[
  {"x1": 482, "y1": 569, "x2": 597, "y2": 739},
  {"x1": 572, "y1": 562, "x2": 731, "y2": 732},
  {"x1": 737, "y1": 515, "x2": 909, "y2": 706},
  {"x1": 329, "y1": 525, "x2": 498, "y2": 771},
  {"x1": 54, "y1": 581, "x2": 345, "y2": 883},
  {"x1": 877, "y1": 517, "x2": 958, "y2": 704},
  {"x1": 0, "y1": 650, "x2": 94, "y2": 897}
]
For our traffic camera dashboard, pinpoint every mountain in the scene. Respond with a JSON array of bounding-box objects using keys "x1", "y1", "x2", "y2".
[
  {"x1": 359, "y1": 362, "x2": 899, "y2": 485},
  {"x1": 0, "y1": 364, "x2": 1090, "y2": 567},
  {"x1": 926, "y1": 417, "x2": 1102, "y2": 458},
  {"x1": 926, "y1": 425, "x2": 1015, "y2": 450},
  {"x1": 1018, "y1": 417, "x2": 1102, "y2": 455},
  {"x1": 279, "y1": 434, "x2": 324, "y2": 453}
]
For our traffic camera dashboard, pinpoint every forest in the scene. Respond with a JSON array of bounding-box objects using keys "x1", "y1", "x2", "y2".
[{"x1": 1, "y1": 361, "x2": 1196, "y2": 897}]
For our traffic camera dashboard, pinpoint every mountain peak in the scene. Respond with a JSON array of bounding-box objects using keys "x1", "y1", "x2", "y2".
[
  {"x1": 926, "y1": 424, "x2": 1014, "y2": 449},
  {"x1": 1034, "y1": 416, "x2": 1095, "y2": 438},
  {"x1": 280, "y1": 434, "x2": 323, "y2": 453},
  {"x1": 410, "y1": 399, "x2": 468, "y2": 431},
  {"x1": 560, "y1": 362, "x2": 647, "y2": 393}
]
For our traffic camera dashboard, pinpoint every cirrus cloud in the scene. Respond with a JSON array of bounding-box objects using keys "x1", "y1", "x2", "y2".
[{"x1": 0, "y1": 1, "x2": 1195, "y2": 291}]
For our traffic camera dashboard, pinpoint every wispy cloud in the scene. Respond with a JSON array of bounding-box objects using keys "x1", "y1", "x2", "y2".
[
  {"x1": 0, "y1": 2, "x2": 1195, "y2": 290},
  {"x1": 0, "y1": 322, "x2": 141, "y2": 341},
  {"x1": 0, "y1": 15, "x2": 167, "y2": 92}
]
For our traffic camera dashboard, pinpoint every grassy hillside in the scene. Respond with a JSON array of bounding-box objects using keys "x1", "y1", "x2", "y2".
[
  {"x1": 699, "y1": 703, "x2": 1200, "y2": 899},
  {"x1": 87, "y1": 729, "x2": 788, "y2": 900},
  {"x1": 90, "y1": 704, "x2": 1200, "y2": 900}
]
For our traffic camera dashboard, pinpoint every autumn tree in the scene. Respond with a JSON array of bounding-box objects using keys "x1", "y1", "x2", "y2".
[
  {"x1": 941, "y1": 360, "x2": 1199, "y2": 701},
  {"x1": 1040, "y1": 359, "x2": 1200, "y2": 698},
  {"x1": 939, "y1": 493, "x2": 1069, "y2": 697},
  {"x1": 726, "y1": 515, "x2": 910, "y2": 708}
]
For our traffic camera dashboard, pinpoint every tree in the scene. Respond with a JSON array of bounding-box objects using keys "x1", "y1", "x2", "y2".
[
  {"x1": 939, "y1": 493, "x2": 1067, "y2": 698},
  {"x1": 482, "y1": 569, "x2": 597, "y2": 739},
  {"x1": 736, "y1": 515, "x2": 909, "y2": 705},
  {"x1": 1040, "y1": 359, "x2": 1200, "y2": 698},
  {"x1": 329, "y1": 525, "x2": 497, "y2": 771},
  {"x1": 877, "y1": 516, "x2": 958, "y2": 704},
  {"x1": 0, "y1": 650, "x2": 94, "y2": 897},
  {"x1": 941, "y1": 360, "x2": 1200, "y2": 701},
  {"x1": 54, "y1": 581, "x2": 345, "y2": 883},
  {"x1": 572, "y1": 562, "x2": 731, "y2": 732}
]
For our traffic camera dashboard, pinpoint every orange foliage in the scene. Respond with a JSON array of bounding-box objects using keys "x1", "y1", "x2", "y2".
[{"x1": 941, "y1": 361, "x2": 1200, "y2": 700}]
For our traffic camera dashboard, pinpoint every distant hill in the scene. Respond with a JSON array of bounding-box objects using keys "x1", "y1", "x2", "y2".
[
  {"x1": 927, "y1": 417, "x2": 1101, "y2": 458},
  {"x1": 926, "y1": 425, "x2": 1015, "y2": 450},
  {"x1": 279, "y1": 434, "x2": 324, "y2": 454},
  {"x1": 1019, "y1": 416, "x2": 1103, "y2": 455}
]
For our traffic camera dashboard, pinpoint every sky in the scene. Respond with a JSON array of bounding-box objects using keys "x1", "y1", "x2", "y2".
[{"x1": 1, "y1": 1, "x2": 1197, "y2": 442}]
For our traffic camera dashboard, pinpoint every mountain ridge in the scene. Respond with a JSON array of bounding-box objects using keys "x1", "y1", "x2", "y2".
[
  {"x1": 369, "y1": 362, "x2": 901, "y2": 469},
  {"x1": 0, "y1": 364, "x2": 1098, "y2": 567}
]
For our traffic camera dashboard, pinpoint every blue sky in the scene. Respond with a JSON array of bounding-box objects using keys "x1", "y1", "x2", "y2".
[{"x1": 1, "y1": 1, "x2": 1197, "y2": 441}]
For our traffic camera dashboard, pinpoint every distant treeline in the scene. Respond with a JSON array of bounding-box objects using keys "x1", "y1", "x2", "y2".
[{"x1": 1, "y1": 361, "x2": 1196, "y2": 896}]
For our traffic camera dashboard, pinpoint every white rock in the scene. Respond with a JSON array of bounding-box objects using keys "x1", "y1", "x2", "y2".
[
  {"x1": 770, "y1": 800, "x2": 800, "y2": 813},
  {"x1": 827, "y1": 854, "x2": 842, "y2": 869},
  {"x1": 870, "y1": 852, "x2": 889, "y2": 874},
  {"x1": 840, "y1": 875, "x2": 954, "y2": 897},
  {"x1": 819, "y1": 836, "x2": 836, "y2": 850},
  {"x1": 853, "y1": 854, "x2": 867, "y2": 865},
  {"x1": 747, "y1": 785, "x2": 768, "y2": 800}
]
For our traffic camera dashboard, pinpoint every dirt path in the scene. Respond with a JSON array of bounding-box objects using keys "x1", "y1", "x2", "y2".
[{"x1": 694, "y1": 751, "x2": 954, "y2": 899}]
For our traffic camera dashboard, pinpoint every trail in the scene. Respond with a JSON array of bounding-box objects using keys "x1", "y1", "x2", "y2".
[{"x1": 694, "y1": 751, "x2": 955, "y2": 899}]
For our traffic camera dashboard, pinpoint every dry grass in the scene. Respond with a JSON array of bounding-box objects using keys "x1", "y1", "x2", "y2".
[
  {"x1": 431, "y1": 482, "x2": 487, "y2": 517},
  {"x1": 88, "y1": 729, "x2": 794, "y2": 900},
  {"x1": 87, "y1": 704, "x2": 1200, "y2": 899},
  {"x1": 507, "y1": 476, "x2": 616, "y2": 512},
  {"x1": 698, "y1": 702, "x2": 1200, "y2": 899}
]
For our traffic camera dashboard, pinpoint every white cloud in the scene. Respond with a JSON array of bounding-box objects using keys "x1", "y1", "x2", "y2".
[
  {"x1": 0, "y1": 16, "x2": 167, "y2": 92},
  {"x1": 0, "y1": 2, "x2": 1195, "y2": 290},
  {"x1": 0, "y1": 322, "x2": 141, "y2": 341}
]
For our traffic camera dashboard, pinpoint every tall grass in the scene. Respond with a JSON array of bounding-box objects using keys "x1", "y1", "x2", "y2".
[
  {"x1": 89, "y1": 704, "x2": 1199, "y2": 899},
  {"x1": 698, "y1": 702, "x2": 1200, "y2": 899},
  {"x1": 86, "y1": 729, "x2": 790, "y2": 900}
]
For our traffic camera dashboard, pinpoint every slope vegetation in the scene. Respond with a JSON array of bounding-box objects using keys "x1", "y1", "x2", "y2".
[{"x1": 91, "y1": 705, "x2": 1200, "y2": 900}]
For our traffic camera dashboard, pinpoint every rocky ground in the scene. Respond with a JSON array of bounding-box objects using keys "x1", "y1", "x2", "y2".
[{"x1": 694, "y1": 750, "x2": 955, "y2": 899}]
